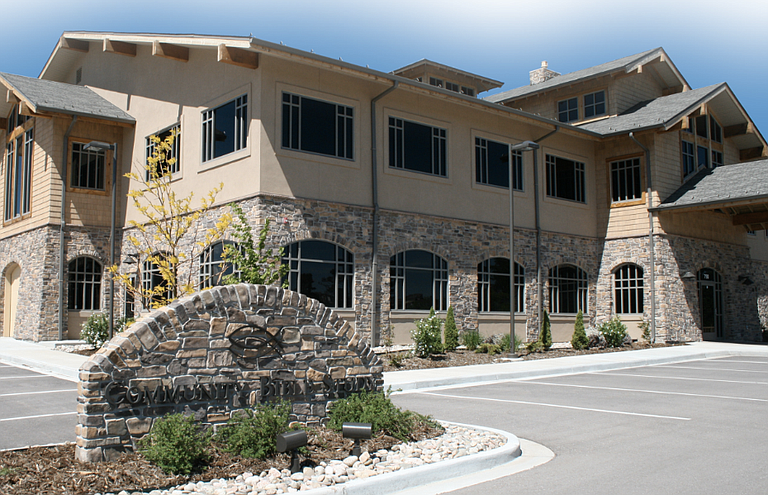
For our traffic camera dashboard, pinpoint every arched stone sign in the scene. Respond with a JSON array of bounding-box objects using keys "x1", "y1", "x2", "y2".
[{"x1": 76, "y1": 284, "x2": 382, "y2": 463}]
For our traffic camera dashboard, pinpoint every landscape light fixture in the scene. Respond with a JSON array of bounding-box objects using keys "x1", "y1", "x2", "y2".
[
  {"x1": 506, "y1": 141, "x2": 540, "y2": 358},
  {"x1": 680, "y1": 271, "x2": 696, "y2": 282},
  {"x1": 83, "y1": 141, "x2": 118, "y2": 340},
  {"x1": 342, "y1": 422, "x2": 372, "y2": 457},
  {"x1": 276, "y1": 430, "x2": 308, "y2": 472}
]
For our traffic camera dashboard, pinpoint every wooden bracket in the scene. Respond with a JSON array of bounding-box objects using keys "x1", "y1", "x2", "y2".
[
  {"x1": 218, "y1": 44, "x2": 259, "y2": 70},
  {"x1": 60, "y1": 37, "x2": 90, "y2": 53},
  {"x1": 740, "y1": 146, "x2": 764, "y2": 161},
  {"x1": 152, "y1": 41, "x2": 189, "y2": 62},
  {"x1": 104, "y1": 39, "x2": 137, "y2": 57}
]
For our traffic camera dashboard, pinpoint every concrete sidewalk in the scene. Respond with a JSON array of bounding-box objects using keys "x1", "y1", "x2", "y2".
[{"x1": 0, "y1": 337, "x2": 88, "y2": 381}]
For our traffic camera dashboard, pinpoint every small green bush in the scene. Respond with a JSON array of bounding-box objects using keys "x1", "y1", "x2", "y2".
[
  {"x1": 411, "y1": 308, "x2": 444, "y2": 358},
  {"x1": 539, "y1": 310, "x2": 552, "y2": 350},
  {"x1": 215, "y1": 401, "x2": 290, "y2": 459},
  {"x1": 498, "y1": 333, "x2": 522, "y2": 353},
  {"x1": 571, "y1": 310, "x2": 589, "y2": 350},
  {"x1": 599, "y1": 317, "x2": 628, "y2": 348},
  {"x1": 328, "y1": 389, "x2": 434, "y2": 442},
  {"x1": 388, "y1": 352, "x2": 407, "y2": 368},
  {"x1": 476, "y1": 342, "x2": 502, "y2": 355},
  {"x1": 640, "y1": 320, "x2": 652, "y2": 343},
  {"x1": 460, "y1": 330, "x2": 482, "y2": 351},
  {"x1": 444, "y1": 306, "x2": 459, "y2": 352},
  {"x1": 80, "y1": 313, "x2": 129, "y2": 348},
  {"x1": 526, "y1": 340, "x2": 544, "y2": 353},
  {"x1": 139, "y1": 413, "x2": 210, "y2": 474}
]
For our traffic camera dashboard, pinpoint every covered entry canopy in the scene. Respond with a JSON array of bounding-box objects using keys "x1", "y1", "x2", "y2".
[{"x1": 651, "y1": 159, "x2": 768, "y2": 231}]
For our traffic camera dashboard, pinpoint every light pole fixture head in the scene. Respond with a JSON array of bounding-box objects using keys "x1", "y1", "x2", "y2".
[
  {"x1": 83, "y1": 141, "x2": 115, "y2": 151},
  {"x1": 510, "y1": 140, "x2": 540, "y2": 152}
]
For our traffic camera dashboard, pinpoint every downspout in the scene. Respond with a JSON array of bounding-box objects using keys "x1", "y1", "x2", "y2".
[
  {"x1": 58, "y1": 116, "x2": 78, "y2": 340},
  {"x1": 532, "y1": 126, "x2": 559, "y2": 335},
  {"x1": 370, "y1": 81, "x2": 398, "y2": 346},
  {"x1": 629, "y1": 132, "x2": 656, "y2": 343}
]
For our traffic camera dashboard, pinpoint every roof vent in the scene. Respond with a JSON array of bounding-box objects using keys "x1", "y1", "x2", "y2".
[{"x1": 529, "y1": 60, "x2": 560, "y2": 85}]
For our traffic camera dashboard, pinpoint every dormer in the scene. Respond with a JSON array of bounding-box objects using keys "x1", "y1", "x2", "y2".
[{"x1": 392, "y1": 59, "x2": 503, "y2": 97}]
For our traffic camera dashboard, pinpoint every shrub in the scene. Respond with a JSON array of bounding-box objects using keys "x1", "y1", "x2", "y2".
[
  {"x1": 215, "y1": 401, "x2": 290, "y2": 459},
  {"x1": 328, "y1": 389, "x2": 435, "y2": 442},
  {"x1": 139, "y1": 413, "x2": 210, "y2": 474},
  {"x1": 388, "y1": 352, "x2": 407, "y2": 368},
  {"x1": 599, "y1": 317, "x2": 628, "y2": 348},
  {"x1": 640, "y1": 320, "x2": 652, "y2": 343},
  {"x1": 80, "y1": 313, "x2": 130, "y2": 348},
  {"x1": 499, "y1": 333, "x2": 522, "y2": 353},
  {"x1": 571, "y1": 310, "x2": 589, "y2": 350},
  {"x1": 476, "y1": 342, "x2": 502, "y2": 355},
  {"x1": 444, "y1": 306, "x2": 459, "y2": 352},
  {"x1": 526, "y1": 340, "x2": 544, "y2": 353},
  {"x1": 539, "y1": 310, "x2": 552, "y2": 350},
  {"x1": 460, "y1": 330, "x2": 482, "y2": 351},
  {"x1": 411, "y1": 308, "x2": 443, "y2": 358}
]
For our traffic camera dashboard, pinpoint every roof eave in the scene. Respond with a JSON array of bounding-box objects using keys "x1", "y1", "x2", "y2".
[{"x1": 650, "y1": 193, "x2": 768, "y2": 213}]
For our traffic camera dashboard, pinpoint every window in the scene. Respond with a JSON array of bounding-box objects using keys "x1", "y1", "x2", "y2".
[
  {"x1": 282, "y1": 93, "x2": 353, "y2": 160},
  {"x1": 67, "y1": 257, "x2": 102, "y2": 311},
  {"x1": 461, "y1": 86, "x2": 475, "y2": 97},
  {"x1": 681, "y1": 140, "x2": 695, "y2": 177},
  {"x1": 710, "y1": 117, "x2": 722, "y2": 143},
  {"x1": 546, "y1": 154, "x2": 585, "y2": 203},
  {"x1": 697, "y1": 146, "x2": 709, "y2": 169},
  {"x1": 549, "y1": 264, "x2": 588, "y2": 314},
  {"x1": 614, "y1": 264, "x2": 643, "y2": 314},
  {"x1": 390, "y1": 250, "x2": 448, "y2": 311},
  {"x1": 478, "y1": 258, "x2": 524, "y2": 313},
  {"x1": 202, "y1": 94, "x2": 248, "y2": 162},
  {"x1": 558, "y1": 97, "x2": 578, "y2": 123},
  {"x1": 388, "y1": 117, "x2": 447, "y2": 177},
  {"x1": 610, "y1": 157, "x2": 642, "y2": 203},
  {"x1": 475, "y1": 138, "x2": 522, "y2": 190},
  {"x1": 695, "y1": 115, "x2": 708, "y2": 139},
  {"x1": 142, "y1": 254, "x2": 172, "y2": 307},
  {"x1": 445, "y1": 81, "x2": 460, "y2": 93},
  {"x1": 4, "y1": 128, "x2": 34, "y2": 221},
  {"x1": 429, "y1": 77, "x2": 443, "y2": 88},
  {"x1": 584, "y1": 91, "x2": 606, "y2": 119},
  {"x1": 199, "y1": 241, "x2": 240, "y2": 287},
  {"x1": 145, "y1": 124, "x2": 181, "y2": 180},
  {"x1": 71, "y1": 142, "x2": 105, "y2": 190},
  {"x1": 284, "y1": 240, "x2": 354, "y2": 309},
  {"x1": 711, "y1": 150, "x2": 723, "y2": 168}
]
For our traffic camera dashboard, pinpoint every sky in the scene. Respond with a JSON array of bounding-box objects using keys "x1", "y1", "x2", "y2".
[{"x1": 1, "y1": 0, "x2": 767, "y2": 134}]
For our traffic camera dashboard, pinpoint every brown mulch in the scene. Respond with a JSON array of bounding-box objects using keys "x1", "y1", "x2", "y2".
[
  {"x1": 381, "y1": 342, "x2": 679, "y2": 371},
  {"x1": 0, "y1": 424, "x2": 441, "y2": 495}
]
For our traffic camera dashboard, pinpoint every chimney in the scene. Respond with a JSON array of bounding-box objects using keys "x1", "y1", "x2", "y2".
[{"x1": 529, "y1": 61, "x2": 560, "y2": 85}]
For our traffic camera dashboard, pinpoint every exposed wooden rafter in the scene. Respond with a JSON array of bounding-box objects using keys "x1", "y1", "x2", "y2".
[
  {"x1": 732, "y1": 210, "x2": 768, "y2": 226},
  {"x1": 152, "y1": 41, "x2": 189, "y2": 62},
  {"x1": 60, "y1": 37, "x2": 90, "y2": 53},
  {"x1": 103, "y1": 39, "x2": 137, "y2": 57},
  {"x1": 724, "y1": 123, "x2": 751, "y2": 138},
  {"x1": 6, "y1": 90, "x2": 18, "y2": 104},
  {"x1": 217, "y1": 44, "x2": 259, "y2": 70}
]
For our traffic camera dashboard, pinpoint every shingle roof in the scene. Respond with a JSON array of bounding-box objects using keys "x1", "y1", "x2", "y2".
[
  {"x1": 485, "y1": 48, "x2": 662, "y2": 104},
  {"x1": 0, "y1": 72, "x2": 134, "y2": 123},
  {"x1": 578, "y1": 84, "x2": 725, "y2": 136},
  {"x1": 654, "y1": 159, "x2": 768, "y2": 211}
]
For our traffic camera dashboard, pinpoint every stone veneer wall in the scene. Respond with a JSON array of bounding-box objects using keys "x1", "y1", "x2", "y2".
[{"x1": 76, "y1": 284, "x2": 382, "y2": 463}]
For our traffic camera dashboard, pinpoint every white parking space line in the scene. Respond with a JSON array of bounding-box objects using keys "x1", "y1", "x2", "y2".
[
  {"x1": 0, "y1": 412, "x2": 77, "y2": 423},
  {"x1": 656, "y1": 365, "x2": 768, "y2": 373},
  {"x1": 595, "y1": 372, "x2": 768, "y2": 386},
  {"x1": 712, "y1": 359, "x2": 768, "y2": 365},
  {"x1": 0, "y1": 375, "x2": 48, "y2": 380},
  {"x1": 0, "y1": 389, "x2": 76, "y2": 398},
  {"x1": 523, "y1": 381, "x2": 768, "y2": 403},
  {"x1": 418, "y1": 392, "x2": 691, "y2": 421}
]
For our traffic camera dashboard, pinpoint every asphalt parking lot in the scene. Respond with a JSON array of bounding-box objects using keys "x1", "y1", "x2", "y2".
[
  {"x1": 392, "y1": 356, "x2": 768, "y2": 495},
  {"x1": 0, "y1": 361, "x2": 78, "y2": 450}
]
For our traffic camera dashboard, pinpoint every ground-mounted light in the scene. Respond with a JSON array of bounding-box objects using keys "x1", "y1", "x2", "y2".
[
  {"x1": 342, "y1": 422, "x2": 372, "y2": 457},
  {"x1": 276, "y1": 430, "x2": 308, "y2": 473}
]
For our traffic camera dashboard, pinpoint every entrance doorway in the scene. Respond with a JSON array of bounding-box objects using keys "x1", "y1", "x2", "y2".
[
  {"x1": 3, "y1": 263, "x2": 20, "y2": 338},
  {"x1": 698, "y1": 268, "x2": 723, "y2": 340}
]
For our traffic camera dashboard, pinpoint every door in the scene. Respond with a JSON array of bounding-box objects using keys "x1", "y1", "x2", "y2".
[
  {"x1": 698, "y1": 268, "x2": 723, "y2": 340},
  {"x1": 3, "y1": 264, "x2": 20, "y2": 338}
]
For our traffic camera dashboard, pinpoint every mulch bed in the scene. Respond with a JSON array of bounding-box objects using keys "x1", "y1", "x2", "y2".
[{"x1": 0, "y1": 424, "x2": 441, "y2": 495}]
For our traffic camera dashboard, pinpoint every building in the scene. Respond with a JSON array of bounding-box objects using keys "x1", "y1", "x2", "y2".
[{"x1": 1, "y1": 32, "x2": 766, "y2": 345}]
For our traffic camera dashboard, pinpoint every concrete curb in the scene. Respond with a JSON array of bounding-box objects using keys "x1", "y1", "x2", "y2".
[
  {"x1": 301, "y1": 422, "x2": 523, "y2": 495},
  {"x1": 0, "y1": 337, "x2": 86, "y2": 382}
]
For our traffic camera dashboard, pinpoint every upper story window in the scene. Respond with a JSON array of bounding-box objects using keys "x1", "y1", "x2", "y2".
[
  {"x1": 583, "y1": 91, "x2": 606, "y2": 119},
  {"x1": 4, "y1": 128, "x2": 34, "y2": 221},
  {"x1": 68, "y1": 257, "x2": 102, "y2": 311},
  {"x1": 710, "y1": 117, "x2": 722, "y2": 143},
  {"x1": 712, "y1": 150, "x2": 723, "y2": 168},
  {"x1": 390, "y1": 250, "x2": 448, "y2": 311},
  {"x1": 610, "y1": 157, "x2": 642, "y2": 203},
  {"x1": 558, "y1": 97, "x2": 578, "y2": 123},
  {"x1": 427, "y1": 77, "x2": 475, "y2": 96},
  {"x1": 549, "y1": 264, "x2": 588, "y2": 314},
  {"x1": 388, "y1": 117, "x2": 447, "y2": 177},
  {"x1": 681, "y1": 140, "x2": 695, "y2": 177},
  {"x1": 202, "y1": 94, "x2": 248, "y2": 162},
  {"x1": 145, "y1": 124, "x2": 181, "y2": 180},
  {"x1": 681, "y1": 114, "x2": 723, "y2": 179},
  {"x1": 429, "y1": 77, "x2": 443, "y2": 88},
  {"x1": 142, "y1": 253, "x2": 172, "y2": 308},
  {"x1": 282, "y1": 93, "x2": 353, "y2": 160},
  {"x1": 283, "y1": 240, "x2": 354, "y2": 309},
  {"x1": 546, "y1": 154, "x2": 585, "y2": 203},
  {"x1": 475, "y1": 138, "x2": 522, "y2": 190},
  {"x1": 614, "y1": 264, "x2": 643, "y2": 314},
  {"x1": 70, "y1": 142, "x2": 105, "y2": 191},
  {"x1": 478, "y1": 258, "x2": 524, "y2": 313}
]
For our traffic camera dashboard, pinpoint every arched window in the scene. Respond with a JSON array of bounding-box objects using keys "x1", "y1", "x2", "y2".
[
  {"x1": 390, "y1": 250, "x2": 448, "y2": 311},
  {"x1": 283, "y1": 240, "x2": 354, "y2": 308},
  {"x1": 614, "y1": 264, "x2": 644, "y2": 314},
  {"x1": 549, "y1": 264, "x2": 588, "y2": 314},
  {"x1": 478, "y1": 258, "x2": 524, "y2": 313},
  {"x1": 199, "y1": 241, "x2": 240, "y2": 287},
  {"x1": 68, "y1": 257, "x2": 102, "y2": 310},
  {"x1": 142, "y1": 253, "x2": 172, "y2": 307}
]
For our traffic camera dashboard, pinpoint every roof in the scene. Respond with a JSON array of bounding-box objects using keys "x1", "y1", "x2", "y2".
[
  {"x1": 578, "y1": 84, "x2": 724, "y2": 136},
  {"x1": 0, "y1": 72, "x2": 135, "y2": 124},
  {"x1": 654, "y1": 159, "x2": 768, "y2": 213},
  {"x1": 485, "y1": 48, "x2": 686, "y2": 104},
  {"x1": 392, "y1": 59, "x2": 503, "y2": 93}
]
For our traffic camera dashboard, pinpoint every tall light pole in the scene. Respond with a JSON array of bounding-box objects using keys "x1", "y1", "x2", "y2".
[
  {"x1": 84, "y1": 141, "x2": 118, "y2": 340},
  {"x1": 508, "y1": 141, "x2": 539, "y2": 357}
]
